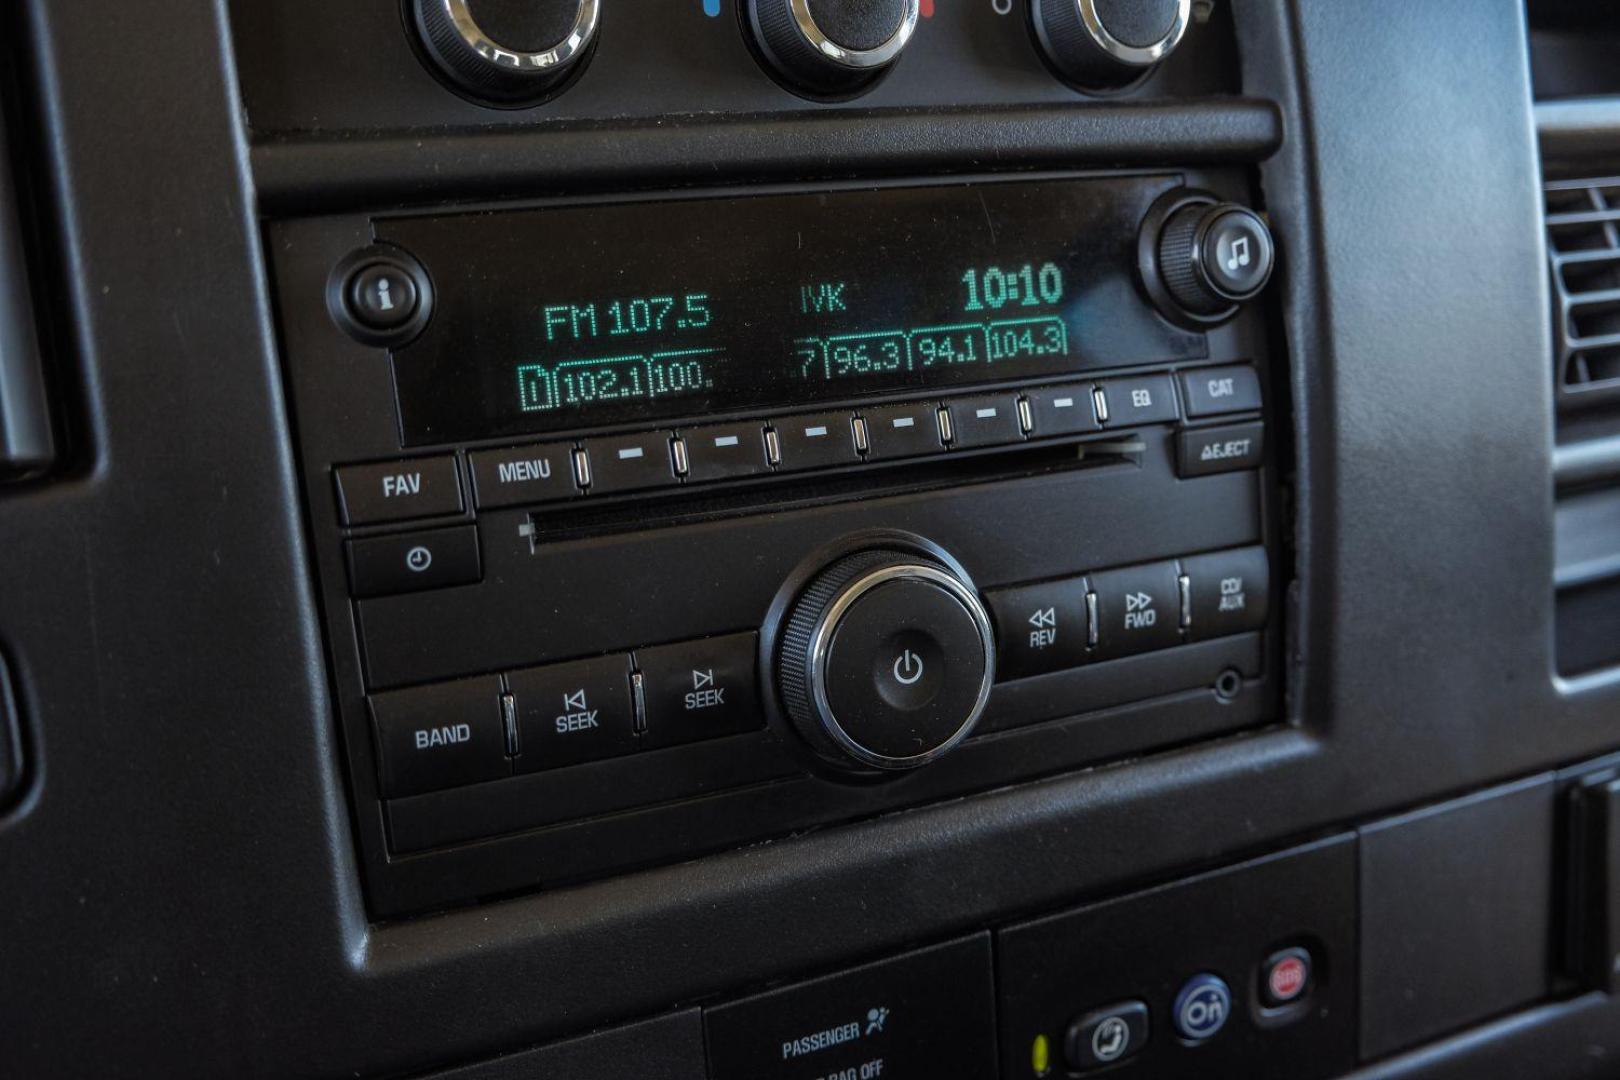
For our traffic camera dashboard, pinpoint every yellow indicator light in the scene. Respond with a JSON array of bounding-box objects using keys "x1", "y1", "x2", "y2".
[{"x1": 1031, "y1": 1033, "x2": 1051, "y2": 1076}]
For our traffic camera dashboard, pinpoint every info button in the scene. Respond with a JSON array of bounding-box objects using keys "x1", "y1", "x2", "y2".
[{"x1": 704, "y1": 935, "x2": 997, "y2": 1080}]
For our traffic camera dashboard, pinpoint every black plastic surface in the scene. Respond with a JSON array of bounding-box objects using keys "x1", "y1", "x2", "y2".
[
  {"x1": 3, "y1": 0, "x2": 1612, "y2": 1077},
  {"x1": 0, "y1": 100, "x2": 53, "y2": 478},
  {"x1": 1358, "y1": 776, "x2": 1556, "y2": 1061}
]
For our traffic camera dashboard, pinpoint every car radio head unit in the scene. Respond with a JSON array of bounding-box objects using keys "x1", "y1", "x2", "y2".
[
  {"x1": 273, "y1": 168, "x2": 1283, "y2": 916},
  {"x1": 380, "y1": 177, "x2": 1206, "y2": 445}
]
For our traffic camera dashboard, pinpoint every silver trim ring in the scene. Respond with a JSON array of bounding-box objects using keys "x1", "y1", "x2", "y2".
[
  {"x1": 806, "y1": 563, "x2": 996, "y2": 771},
  {"x1": 1076, "y1": 0, "x2": 1191, "y2": 67},
  {"x1": 444, "y1": 0, "x2": 600, "y2": 71},
  {"x1": 789, "y1": 0, "x2": 921, "y2": 70}
]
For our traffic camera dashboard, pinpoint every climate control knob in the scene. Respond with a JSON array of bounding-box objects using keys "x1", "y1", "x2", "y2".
[
  {"x1": 777, "y1": 550, "x2": 995, "y2": 774},
  {"x1": 411, "y1": 0, "x2": 600, "y2": 106},
  {"x1": 1031, "y1": 0, "x2": 1192, "y2": 91},
  {"x1": 745, "y1": 0, "x2": 921, "y2": 97}
]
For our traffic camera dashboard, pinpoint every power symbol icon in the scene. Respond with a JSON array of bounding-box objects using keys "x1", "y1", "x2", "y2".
[{"x1": 892, "y1": 649, "x2": 925, "y2": 686}]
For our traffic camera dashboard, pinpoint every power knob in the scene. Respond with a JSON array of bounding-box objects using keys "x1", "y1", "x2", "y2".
[
  {"x1": 776, "y1": 550, "x2": 995, "y2": 774},
  {"x1": 1031, "y1": 0, "x2": 1192, "y2": 92},
  {"x1": 1138, "y1": 190, "x2": 1275, "y2": 328},
  {"x1": 410, "y1": 0, "x2": 601, "y2": 107},
  {"x1": 744, "y1": 0, "x2": 921, "y2": 97}
]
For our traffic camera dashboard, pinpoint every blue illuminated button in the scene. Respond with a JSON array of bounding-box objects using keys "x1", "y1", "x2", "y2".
[
  {"x1": 581, "y1": 433, "x2": 677, "y2": 495},
  {"x1": 1172, "y1": 973, "x2": 1232, "y2": 1042},
  {"x1": 1024, "y1": 383, "x2": 1101, "y2": 438},
  {"x1": 508, "y1": 654, "x2": 638, "y2": 771},
  {"x1": 1097, "y1": 373, "x2": 1179, "y2": 427},
  {"x1": 680, "y1": 423, "x2": 771, "y2": 484},
  {"x1": 861, "y1": 403, "x2": 944, "y2": 460},
  {"x1": 773, "y1": 412, "x2": 861, "y2": 472},
  {"x1": 945, "y1": 394, "x2": 1024, "y2": 449}
]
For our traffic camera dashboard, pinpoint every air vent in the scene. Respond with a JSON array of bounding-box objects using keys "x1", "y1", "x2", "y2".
[{"x1": 1546, "y1": 177, "x2": 1620, "y2": 406}]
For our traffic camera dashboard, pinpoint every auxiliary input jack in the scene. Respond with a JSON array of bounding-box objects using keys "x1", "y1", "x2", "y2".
[{"x1": 1213, "y1": 668, "x2": 1243, "y2": 702}]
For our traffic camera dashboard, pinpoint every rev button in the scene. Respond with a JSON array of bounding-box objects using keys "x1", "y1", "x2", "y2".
[
  {"x1": 369, "y1": 676, "x2": 508, "y2": 798},
  {"x1": 986, "y1": 576, "x2": 1091, "y2": 680},
  {"x1": 508, "y1": 654, "x2": 637, "y2": 771},
  {"x1": 637, "y1": 633, "x2": 761, "y2": 749}
]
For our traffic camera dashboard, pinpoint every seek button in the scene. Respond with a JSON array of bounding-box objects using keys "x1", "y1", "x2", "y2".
[{"x1": 637, "y1": 633, "x2": 761, "y2": 749}]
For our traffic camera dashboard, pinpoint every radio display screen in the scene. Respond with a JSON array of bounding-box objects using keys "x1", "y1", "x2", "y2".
[{"x1": 380, "y1": 177, "x2": 1206, "y2": 446}]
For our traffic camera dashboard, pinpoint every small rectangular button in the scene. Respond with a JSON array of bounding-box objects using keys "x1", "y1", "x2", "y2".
[
  {"x1": 680, "y1": 424, "x2": 772, "y2": 484},
  {"x1": 370, "y1": 676, "x2": 508, "y2": 798},
  {"x1": 334, "y1": 456, "x2": 462, "y2": 526},
  {"x1": 1183, "y1": 546, "x2": 1270, "y2": 641},
  {"x1": 986, "y1": 577, "x2": 1090, "y2": 680},
  {"x1": 1178, "y1": 421, "x2": 1265, "y2": 477},
  {"x1": 862, "y1": 403, "x2": 944, "y2": 460},
  {"x1": 346, "y1": 524, "x2": 481, "y2": 598},
  {"x1": 636, "y1": 632, "x2": 761, "y2": 749},
  {"x1": 1097, "y1": 374, "x2": 1179, "y2": 427},
  {"x1": 582, "y1": 433, "x2": 677, "y2": 494},
  {"x1": 1090, "y1": 560, "x2": 1183, "y2": 660},
  {"x1": 946, "y1": 394, "x2": 1024, "y2": 449},
  {"x1": 1180, "y1": 364, "x2": 1263, "y2": 418},
  {"x1": 469, "y1": 442, "x2": 578, "y2": 509},
  {"x1": 704, "y1": 935, "x2": 997, "y2": 1080},
  {"x1": 1024, "y1": 384, "x2": 1101, "y2": 438},
  {"x1": 508, "y1": 654, "x2": 638, "y2": 771},
  {"x1": 773, "y1": 412, "x2": 861, "y2": 472}
]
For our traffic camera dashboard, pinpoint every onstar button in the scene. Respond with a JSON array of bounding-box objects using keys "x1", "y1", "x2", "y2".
[
  {"x1": 986, "y1": 577, "x2": 1090, "y2": 680},
  {"x1": 508, "y1": 654, "x2": 637, "y2": 771},
  {"x1": 636, "y1": 632, "x2": 762, "y2": 748},
  {"x1": 1261, "y1": 947, "x2": 1313, "y2": 1008},
  {"x1": 704, "y1": 935, "x2": 997, "y2": 1080},
  {"x1": 369, "y1": 676, "x2": 508, "y2": 798},
  {"x1": 1172, "y1": 972, "x2": 1232, "y2": 1042}
]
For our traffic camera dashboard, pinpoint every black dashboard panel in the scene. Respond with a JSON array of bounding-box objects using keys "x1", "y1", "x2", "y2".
[{"x1": 3, "y1": 0, "x2": 1620, "y2": 1076}]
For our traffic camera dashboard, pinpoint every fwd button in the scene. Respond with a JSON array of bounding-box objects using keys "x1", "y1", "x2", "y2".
[{"x1": 1090, "y1": 561, "x2": 1183, "y2": 660}]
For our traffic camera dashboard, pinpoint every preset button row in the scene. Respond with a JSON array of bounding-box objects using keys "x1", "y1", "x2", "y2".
[
  {"x1": 986, "y1": 546, "x2": 1270, "y2": 682},
  {"x1": 370, "y1": 632, "x2": 760, "y2": 799}
]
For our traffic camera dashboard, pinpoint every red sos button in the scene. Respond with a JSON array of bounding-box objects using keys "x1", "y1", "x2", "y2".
[{"x1": 1262, "y1": 948, "x2": 1313, "y2": 1007}]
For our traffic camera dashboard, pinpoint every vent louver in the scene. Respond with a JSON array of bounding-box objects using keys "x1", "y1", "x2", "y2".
[{"x1": 1546, "y1": 176, "x2": 1620, "y2": 405}]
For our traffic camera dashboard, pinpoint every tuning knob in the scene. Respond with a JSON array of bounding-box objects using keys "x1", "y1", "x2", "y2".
[
  {"x1": 1138, "y1": 190, "x2": 1275, "y2": 327},
  {"x1": 1031, "y1": 0, "x2": 1192, "y2": 91},
  {"x1": 411, "y1": 0, "x2": 600, "y2": 106},
  {"x1": 776, "y1": 550, "x2": 995, "y2": 774},
  {"x1": 745, "y1": 0, "x2": 920, "y2": 97}
]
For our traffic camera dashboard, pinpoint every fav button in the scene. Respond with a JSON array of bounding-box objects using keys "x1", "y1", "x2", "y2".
[
  {"x1": 1089, "y1": 560, "x2": 1182, "y2": 660},
  {"x1": 345, "y1": 524, "x2": 481, "y2": 598},
  {"x1": 508, "y1": 654, "x2": 638, "y2": 771},
  {"x1": 985, "y1": 577, "x2": 1091, "y2": 680},
  {"x1": 369, "y1": 676, "x2": 508, "y2": 798},
  {"x1": 334, "y1": 455, "x2": 463, "y2": 526},
  {"x1": 1066, "y1": 1000, "x2": 1149, "y2": 1072},
  {"x1": 636, "y1": 632, "x2": 762, "y2": 749}
]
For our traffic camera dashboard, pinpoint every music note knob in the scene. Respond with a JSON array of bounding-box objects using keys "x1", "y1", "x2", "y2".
[{"x1": 1139, "y1": 191, "x2": 1276, "y2": 328}]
